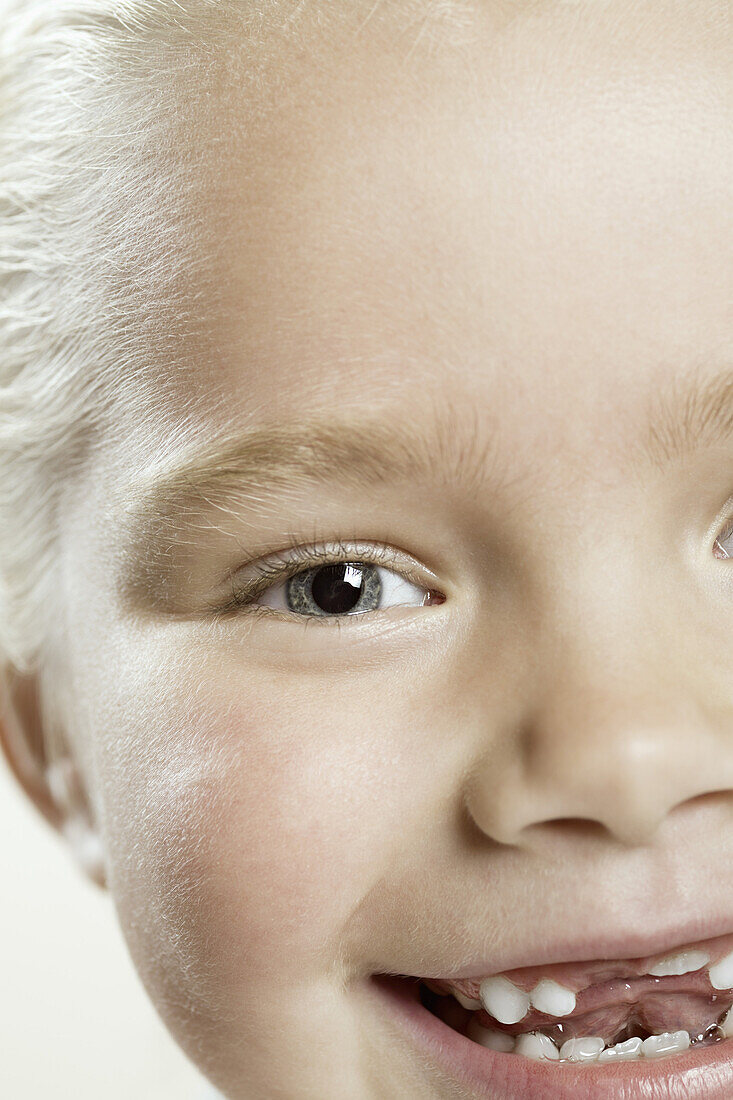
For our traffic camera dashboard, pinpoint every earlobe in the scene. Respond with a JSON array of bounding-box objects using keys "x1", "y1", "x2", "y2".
[
  {"x1": 60, "y1": 812, "x2": 108, "y2": 889},
  {"x1": 0, "y1": 666, "x2": 107, "y2": 890},
  {"x1": 47, "y1": 758, "x2": 108, "y2": 889}
]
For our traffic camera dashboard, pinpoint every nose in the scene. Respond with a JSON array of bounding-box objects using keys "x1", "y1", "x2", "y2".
[{"x1": 465, "y1": 656, "x2": 733, "y2": 849}]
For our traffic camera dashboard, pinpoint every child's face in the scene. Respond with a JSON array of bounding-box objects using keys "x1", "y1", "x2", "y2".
[{"x1": 34, "y1": 4, "x2": 733, "y2": 1098}]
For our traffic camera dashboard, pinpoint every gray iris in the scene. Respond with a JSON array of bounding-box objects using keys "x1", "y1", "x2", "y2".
[{"x1": 285, "y1": 563, "x2": 382, "y2": 617}]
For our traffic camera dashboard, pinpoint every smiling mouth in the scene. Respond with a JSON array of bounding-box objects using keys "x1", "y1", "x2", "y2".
[
  {"x1": 380, "y1": 931, "x2": 733, "y2": 1068},
  {"x1": 417, "y1": 978, "x2": 731, "y2": 1065}
]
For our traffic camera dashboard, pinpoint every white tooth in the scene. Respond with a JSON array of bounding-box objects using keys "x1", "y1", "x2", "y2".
[
  {"x1": 709, "y1": 951, "x2": 733, "y2": 990},
  {"x1": 479, "y1": 977, "x2": 531, "y2": 1025},
  {"x1": 613, "y1": 1036, "x2": 644, "y2": 1059},
  {"x1": 529, "y1": 979, "x2": 576, "y2": 1017},
  {"x1": 649, "y1": 950, "x2": 710, "y2": 977},
  {"x1": 559, "y1": 1037, "x2": 605, "y2": 1062},
  {"x1": 515, "y1": 1032, "x2": 560, "y2": 1061},
  {"x1": 720, "y1": 1008, "x2": 733, "y2": 1038},
  {"x1": 641, "y1": 1031, "x2": 690, "y2": 1059},
  {"x1": 466, "y1": 1017, "x2": 516, "y2": 1052},
  {"x1": 454, "y1": 990, "x2": 482, "y2": 1010},
  {"x1": 598, "y1": 1037, "x2": 643, "y2": 1063}
]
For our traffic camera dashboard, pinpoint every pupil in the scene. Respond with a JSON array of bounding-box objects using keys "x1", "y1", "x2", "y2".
[{"x1": 310, "y1": 563, "x2": 365, "y2": 615}]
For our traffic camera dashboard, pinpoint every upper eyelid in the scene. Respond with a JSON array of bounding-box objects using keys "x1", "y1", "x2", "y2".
[
  {"x1": 230, "y1": 506, "x2": 733, "y2": 585},
  {"x1": 235, "y1": 541, "x2": 435, "y2": 592},
  {"x1": 217, "y1": 507, "x2": 733, "y2": 616},
  {"x1": 219, "y1": 541, "x2": 441, "y2": 617}
]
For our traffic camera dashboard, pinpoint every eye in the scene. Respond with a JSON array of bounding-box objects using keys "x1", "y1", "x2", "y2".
[
  {"x1": 219, "y1": 543, "x2": 445, "y2": 623},
  {"x1": 258, "y1": 560, "x2": 434, "y2": 619}
]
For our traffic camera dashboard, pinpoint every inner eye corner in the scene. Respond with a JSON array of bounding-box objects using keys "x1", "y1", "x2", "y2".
[{"x1": 713, "y1": 537, "x2": 730, "y2": 559}]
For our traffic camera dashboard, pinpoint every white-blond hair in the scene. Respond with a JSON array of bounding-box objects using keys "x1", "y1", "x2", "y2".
[
  {"x1": 0, "y1": 0, "x2": 268, "y2": 682},
  {"x1": 0, "y1": 0, "x2": 476, "y2": 688}
]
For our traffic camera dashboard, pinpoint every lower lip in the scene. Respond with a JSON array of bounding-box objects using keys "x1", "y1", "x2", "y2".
[{"x1": 368, "y1": 973, "x2": 733, "y2": 1100}]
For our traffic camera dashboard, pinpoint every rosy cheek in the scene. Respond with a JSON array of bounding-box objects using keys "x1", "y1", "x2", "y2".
[{"x1": 94, "y1": 679, "x2": 396, "y2": 1017}]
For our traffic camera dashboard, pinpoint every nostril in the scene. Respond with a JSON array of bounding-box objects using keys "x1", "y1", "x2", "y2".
[
  {"x1": 525, "y1": 817, "x2": 616, "y2": 843},
  {"x1": 525, "y1": 814, "x2": 665, "y2": 850}
]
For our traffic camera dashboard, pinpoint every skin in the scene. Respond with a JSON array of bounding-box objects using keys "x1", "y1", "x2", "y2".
[{"x1": 2, "y1": 1, "x2": 733, "y2": 1096}]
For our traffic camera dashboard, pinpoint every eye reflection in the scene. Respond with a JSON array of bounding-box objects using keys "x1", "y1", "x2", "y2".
[{"x1": 286, "y1": 562, "x2": 382, "y2": 617}]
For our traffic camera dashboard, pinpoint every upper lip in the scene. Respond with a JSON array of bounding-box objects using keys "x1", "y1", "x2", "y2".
[{"x1": 425, "y1": 913, "x2": 733, "y2": 982}]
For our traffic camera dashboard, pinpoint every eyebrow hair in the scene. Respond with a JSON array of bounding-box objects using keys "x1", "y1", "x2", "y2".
[
  {"x1": 119, "y1": 397, "x2": 505, "y2": 527},
  {"x1": 122, "y1": 363, "x2": 733, "y2": 518},
  {"x1": 115, "y1": 398, "x2": 505, "y2": 605},
  {"x1": 639, "y1": 363, "x2": 733, "y2": 471},
  {"x1": 116, "y1": 362, "x2": 733, "y2": 604}
]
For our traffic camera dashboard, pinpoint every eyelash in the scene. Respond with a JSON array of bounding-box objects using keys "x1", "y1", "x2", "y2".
[
  {"x1": 213, "y1": 513, "x2": 733, "y2": 624},
  {"x1": 215, "y1": 538, "x2": 439, "y2": 624}
]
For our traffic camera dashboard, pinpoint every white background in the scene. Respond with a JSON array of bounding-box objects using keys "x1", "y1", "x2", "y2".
[{"x1": 0, "y1": 756, "x2": 216, "y2": 1099}]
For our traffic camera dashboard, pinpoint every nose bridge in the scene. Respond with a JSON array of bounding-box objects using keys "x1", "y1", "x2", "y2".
[
  {"x1": 467, "y1": 627, "x2": 733, "y2": 849},
  {"x1": 465, "y1": 484, "x2": 733, "y2": 847}
]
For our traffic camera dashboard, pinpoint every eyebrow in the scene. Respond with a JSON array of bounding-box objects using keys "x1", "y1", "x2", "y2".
[
  {"x1": 116, "y1": 363, "x2": 733, "y2": 600},
  {"x1": 639, "y1": 362, "x2": 733, "y2": 471},
  {"x1": 115, "y1": 398, "x2": 503, "y2": 603},
  {"x1": 122, "y1": 363, "x2": 733, "y2": 514},
  {"x1": 119, "y1": 398, "x2": 505, "y2": 527}
]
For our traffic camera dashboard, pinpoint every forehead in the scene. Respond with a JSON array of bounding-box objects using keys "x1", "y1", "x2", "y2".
[{"x1": 105, "y1": 1, "x2": 732, "y2": 485}]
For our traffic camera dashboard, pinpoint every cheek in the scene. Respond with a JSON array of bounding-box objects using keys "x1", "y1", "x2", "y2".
[{"x1": 91, "y1": 663, "x2": 411, "y2": 1020}]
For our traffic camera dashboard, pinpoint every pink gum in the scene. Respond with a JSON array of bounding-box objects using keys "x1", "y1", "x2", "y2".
[{"x1": 436, "y1": 930, "x2": 733, "y2": 1004}]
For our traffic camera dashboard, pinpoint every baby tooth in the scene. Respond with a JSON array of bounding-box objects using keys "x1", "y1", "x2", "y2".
[
  {"x1": 641, "y1": 1031, "x2": 690, "y2": 1059},
  {"x1": 454, "y1": 991, "x2": 482, "y2": 1010},
  {"x1": 529, "y1": 979, "x2": 576, "y2": 1017},
  {"x1": 613, "y1": 1036, "x2": 644, "y2": 1059},
  {"x1": 479, "y1": 977, "x2": 531, "y2": 1025},
  {"x1": 598, "y1": 1037, "x2": 643, "y2": 1063},
  {"x1": 649, "y1": 950, "x2": 710, "y2": 977},
  {"x1": 515, "y1": 1032, "x2": 560, "y2": 1061},
  {"x1": 466, "y1": 1018, "x2": 516, "y2": 1052},
  {"x1": 559, "y1": 1037, "x2": 605, "y2": 1063},
  {"x1": 709, "y1": 951, "x2": 733, "y2": 990}
]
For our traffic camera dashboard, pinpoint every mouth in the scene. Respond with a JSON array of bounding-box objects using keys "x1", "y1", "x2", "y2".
[{"x1": 367, "y1": 930, "x2": 733, "y2": 1099}]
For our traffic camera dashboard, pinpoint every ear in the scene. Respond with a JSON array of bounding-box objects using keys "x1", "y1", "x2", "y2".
[{"x1": 0, "y1": 664, "x2": 107, "y2": 889}]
